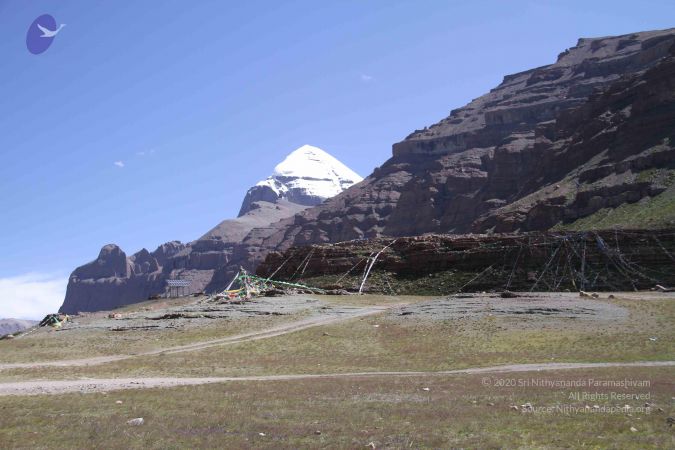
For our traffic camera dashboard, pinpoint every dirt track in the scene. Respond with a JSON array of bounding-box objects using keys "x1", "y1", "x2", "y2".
[
  {"x1": 3, "y1": 294, "x2": 672, "y2": 396},
  {"x1": 0, "y1": 305, "x2": 392, "y2": 370},
  {"x1": 1, "y1": 361, "x2": 672, "y2": 396}
]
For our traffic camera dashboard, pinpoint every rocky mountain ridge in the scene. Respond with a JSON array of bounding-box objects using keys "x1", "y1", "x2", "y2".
[
  {"x1": 61, "y1": 28, "x2": 675, "y2": 313},
  {"x1": 60, "y1": 147, "x2": 361, "y2": 313},
  {"x1": 0, "y1": 319, "x2": 37, "y2": 336},
  {"x1": 246, "y1": 28, "x2": 675, "y2": 260}
]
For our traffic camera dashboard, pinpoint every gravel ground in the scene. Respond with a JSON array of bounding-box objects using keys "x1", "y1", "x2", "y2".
[
  {"x1": 394, "y1": 292, "x2": 628, "y2": 322},
  {"x1": 60, "y1": 295, "x2": 353, "y2": 332},
  {"x1": 2, "y1": 361, "x2": 673, "y2": 396}
]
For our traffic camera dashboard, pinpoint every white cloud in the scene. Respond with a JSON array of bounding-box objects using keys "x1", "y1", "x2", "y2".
[
  {"x1": 360, "y1": 74, "x2": 374, "y2": 82},
  {"x1": 114, "y1": 161, "x2": 125, "y2": 168},
  {"x1": 0, "y1": 273, "x2": 68, "y2": 320},
  {"x1": 137, "y1": 148, "x2": 157, "y2": 156}
]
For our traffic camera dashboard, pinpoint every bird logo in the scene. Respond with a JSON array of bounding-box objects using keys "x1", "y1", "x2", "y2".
[
  {"x1": 26, "y1": 14, "x2": 66, "y2": 54},
  {"x1": 37, "y1": 23, "x2": 66, "y2": 38}
]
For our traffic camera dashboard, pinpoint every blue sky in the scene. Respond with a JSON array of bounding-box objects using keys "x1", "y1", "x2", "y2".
[{"x1": 1, "y1": 0, "x2": 674, "y2": 318}]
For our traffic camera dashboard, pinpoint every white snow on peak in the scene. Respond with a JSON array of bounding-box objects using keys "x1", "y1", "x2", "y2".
[
  {"x1": 263, "y1": 144, "x2": 362, "y2": 200},
  {"x1": 274, "y1": 145, "x2": 362, "y2": 182},
  {"x1": 239, "y1": 145, "x2": 363, "y2": 216}
]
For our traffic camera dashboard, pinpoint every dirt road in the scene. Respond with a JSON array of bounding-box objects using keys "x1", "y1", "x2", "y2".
[
  {"x1": 1, "y1": 361, "x2": 672, "y2": 396},
  {"x1": 0, "y1": 305, "x2": 393, "y2": 370}
]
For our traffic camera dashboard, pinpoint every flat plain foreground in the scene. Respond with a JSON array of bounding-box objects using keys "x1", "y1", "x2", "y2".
[{"x1": 0, "y1": 292, "x2": 673, "y2": 448}]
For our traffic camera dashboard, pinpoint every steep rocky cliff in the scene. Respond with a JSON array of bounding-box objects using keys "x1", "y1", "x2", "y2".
[
  {"x1": 60, "y1": 146, "x2": 361, "y2": 313},
  {"x1": 250, "y1": 28, "x2": 675, "y2": 258}
]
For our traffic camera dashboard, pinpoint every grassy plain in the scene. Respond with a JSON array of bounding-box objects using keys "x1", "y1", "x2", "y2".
[{"x1": 0, "y1": 293, "x2": 673, "y2": 448}]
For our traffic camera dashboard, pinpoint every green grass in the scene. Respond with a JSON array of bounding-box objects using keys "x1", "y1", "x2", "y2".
[
  {"x1": 0, "y1": 367, "x2": 672, "y2": 449},
  {"x1": 554, "y1": 178, "x2": 675, "y2": 231},
  {"x1": 0, "y1": 295, "x2": 430, "y2": 366},
  {"x1": 102, "y1": 296, "x2": 673, "y2": 378},
  {"x1": 0, "y1": 313, "x2": 306, "y2": 364},
  {"x1": 1, "y1": 295, "x2": 673, "y2": 448},
  {"x1": 2, "y1": 295, "x2": 672, "y2": 382}
]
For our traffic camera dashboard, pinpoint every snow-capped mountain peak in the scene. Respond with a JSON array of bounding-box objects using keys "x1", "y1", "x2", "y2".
[
  {"x1": 239, "y1": 145, "x2": 363, "y2": 216},
  {"x1": 273, "y1": 144, "x2": 361, "y2": 182}
]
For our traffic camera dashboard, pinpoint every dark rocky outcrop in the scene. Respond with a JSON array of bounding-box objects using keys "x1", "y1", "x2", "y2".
[
  {"x1": 257, "y1": 230, "x2": 675, "y2": 294},
  {"x1": 239, "y1": 182, "x2": 288, "y2": 215},
  {"x1": 63, "y1": 244, "x2": 171, "y2": 314},
  {"x1": 73, "y1": 244, "x2": 129, "y2": 280},
  {"x1": 60, "y1": 201, "x2": 306, "y2": 314}
]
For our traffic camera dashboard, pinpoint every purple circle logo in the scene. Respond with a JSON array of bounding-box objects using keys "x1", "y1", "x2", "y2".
[{"x1": 26, "y1": 14, "x2": 66, "y2": 54}]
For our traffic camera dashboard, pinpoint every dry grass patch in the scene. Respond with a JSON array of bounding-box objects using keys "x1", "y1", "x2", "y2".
[
  {"x1": 2, "y1": 294, "x2": 671, "y2": 382},
  {"x1": 0, "y1": 367, "x2": 672, "y2": 449},
  {"x1": 0, "y1": 314, "x2": 307, "y2": 365}
]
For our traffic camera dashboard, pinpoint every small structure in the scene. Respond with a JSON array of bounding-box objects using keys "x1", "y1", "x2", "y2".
[
  {"x1": 166, "y1": 279, "x2": 190, "y2": 298},
  {"x1": 38, "y1": 314, "x2": 69, "y2": 328},
  {"x1": 215, "y1": 268, "x2": 325, "y2": 301}
]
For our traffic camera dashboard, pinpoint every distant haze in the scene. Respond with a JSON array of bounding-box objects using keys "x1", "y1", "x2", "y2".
[{"x1": 0, "y1": 274, "x2": 67, "y2": 320}]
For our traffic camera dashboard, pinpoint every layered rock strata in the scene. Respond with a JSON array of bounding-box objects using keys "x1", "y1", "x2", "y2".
[{"x1": 257, "y1": 229, "x2": 675, "y2": 293}]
